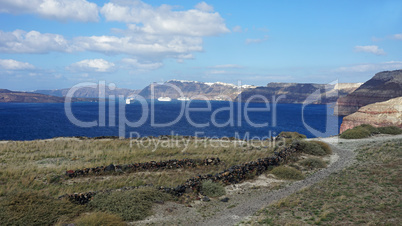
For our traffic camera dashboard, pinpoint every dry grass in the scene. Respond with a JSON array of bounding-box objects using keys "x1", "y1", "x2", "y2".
[
  {"x1": 70, "y1": 212, "x2": 126, "y2": 226},
  {"x1": 270, "y1": 166, "x2": 305, "y2": 180},
  {"x1": 0, "y1": 137, "x2": 278, "y2": 224},
  {"x1": 0, "y1": 191, "x2": 84, "y2": 225},
  {"x1": 249, "y1": 138, "x2": 402, "y2": 225},
  {"x1": 0, "y1": 138, "x2": 276, "y2": 197}
]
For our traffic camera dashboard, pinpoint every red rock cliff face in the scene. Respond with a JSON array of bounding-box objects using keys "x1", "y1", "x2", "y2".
[
  {"x1": 335, "y1": 70, "x2": 402, "y2": 116},
  {"x1": 340, "y1": 97, "x2": 402, "y2": 133}
]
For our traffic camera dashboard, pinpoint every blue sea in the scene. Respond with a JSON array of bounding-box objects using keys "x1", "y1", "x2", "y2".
[{"x1": 0, "y1": 100, "x2": 343, "y2": 141}]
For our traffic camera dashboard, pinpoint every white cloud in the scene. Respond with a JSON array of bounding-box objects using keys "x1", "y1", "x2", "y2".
[
  {"x1": 0, "y1": 30, "x2": 71, "y2": 53},
  {"x1": 0, "y1": 0, "x2": 99, "y2": 22},
  {"x1": 67, "y1": 59, "x2": 115, "y2": 72},
  {"x1": 232, "y1": 26, "x2": 243, "y2": 33},
  {"x1": 393, "y1": 34, "x2": 402, "y2": 40},
  {"x1": 73, "y1": 35, "x2": 203, "y2": 56},
  {"x1": 354, "y1": 45, "x2": 386, "y2": 55},
  {"x1": 0, "y1": 1, "x2": 230, "y2": 67},
  {"x1": 100, "y1": 1, "x2": 229, "y2": 36},
  {"x1": 245, "y1": 35, "x2": 269, "y2": 44},
  {"x1": 121, "y1": 58, "x2": 162, "y2": 70},
  {"x1": 208, "y1": 70, "x2": 227, "y2": 74},
  {"x1": 195, "y1": 2, "x2": 214, "y2": 12},
  {"x1": 0, "y1": 59, "x2": 35, "y2": 70},
  {"x1": 209, "y1": 64, "x2": 243, "y2": 69},
  {"x1": 336, "y1": 61, "x2": 402, "y2": 73}
]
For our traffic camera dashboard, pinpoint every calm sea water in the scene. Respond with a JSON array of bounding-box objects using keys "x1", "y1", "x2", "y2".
[{"x1": 0, "y1": 101, "x2": 343, "y2": 141}]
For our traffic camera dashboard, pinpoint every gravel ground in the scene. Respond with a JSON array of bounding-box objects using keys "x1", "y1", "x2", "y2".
[{"x1": 133, "y1": 134, "x2": 402, "y2": 226}]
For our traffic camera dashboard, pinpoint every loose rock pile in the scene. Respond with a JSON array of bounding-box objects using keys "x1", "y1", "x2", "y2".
[
  {"x1": 65, "y1": 157, "x2": 221, "y2": 178},
  {"x1": 62, "y1": 145, "x2": 300, "y2": 204}
]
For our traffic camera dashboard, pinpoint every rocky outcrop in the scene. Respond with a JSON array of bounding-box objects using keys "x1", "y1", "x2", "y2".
[
  {"x1": 340, "y1": 97, "x2": 402, "y2": 133},
  {"x1": 0, "y1": 89, "x2": 65, "y2": 103},
  {"x1": 138, "y1": 80, "x2": 255, "y2": 100},
  {"x1": 35, "y1": 86, "x2": 140, "y2": 98},
  {"x1": 335, "y1": 70, "x2": 402, "y2": 116},
  {"x1": 234, "y1": 82, "x2": 361, "y2": 104}
]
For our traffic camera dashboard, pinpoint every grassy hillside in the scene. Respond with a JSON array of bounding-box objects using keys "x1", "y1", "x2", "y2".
[{"x1": 248, "y1": 138, "x2": 402, "y2": 225}]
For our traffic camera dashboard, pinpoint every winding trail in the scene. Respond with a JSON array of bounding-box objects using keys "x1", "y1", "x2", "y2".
[{"x1": 197, "y1": 134, "x2": 402, "y2": 226}]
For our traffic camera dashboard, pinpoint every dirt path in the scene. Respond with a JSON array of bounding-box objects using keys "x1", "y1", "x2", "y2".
[
  {"x1": 133, "y1": 134, "x2": 402, "y2": 225},
  {"x1": 196, "y1": 134, "x2": 402, "y2": 226}
]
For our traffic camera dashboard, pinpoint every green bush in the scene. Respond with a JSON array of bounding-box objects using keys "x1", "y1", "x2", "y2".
[
  {"x1": 300, "y1": 157, "x2": 327, "y2": 169},
  {"x1": 293, "y1": 140, "x2": 327, "y2": 156},
  {"x1": 340, "y1": 124, "x2": 382, "y2": 139},
  {"x1": 340, "y1": 127, "x2": 371, "y2": 139},
  {"x1": 73, "y1": 212, "x2": 126, "y2": 226},
  {"x1": 201, "y1": 180, "x2": 226, "y2": 197},
  {"x1": 341, "y1": 124, "x2": 402, "y2": 139},
  {"x1": 309, "y1": 140, "x2": 332, "y2": 155},
  {"x1": 377, "y1": 126, "x2": 402, "y2": 135},
  {"x1": 359, "y1": 124, "x2": 380, "y2": 134},
  {"x1": 0, "y1": 191, "x2": 84, "y2": 226},
  {"x1": 278, "y1": 131, "x2": 307, "y2": 140},
  {"x1": 271, "y1": 166, "x2": 305, "y2": 180},
  {"x1": 89, "y1": 188, "x2": 171, "y2": 221}
]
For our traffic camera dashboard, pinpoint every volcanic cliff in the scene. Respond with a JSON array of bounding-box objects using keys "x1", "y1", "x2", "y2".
[
  {"x1": 335, "y1": 70, "x2": 402, "y2": 116},
  {"x1": 339, "y1": 97, "x2": 402, "y2": 133},
  {"x1": 0, "y1": 89, "x2": 65, "y2": 103},
  {"x1": 35, "y1": 86, "x2": 140, "y2": 98},
  {"x1": 138, "y1": 80, "x2": 255, "y2": 100},
  {"x1": 234, "y1": 82, "x2": 361, "y2": 104}
]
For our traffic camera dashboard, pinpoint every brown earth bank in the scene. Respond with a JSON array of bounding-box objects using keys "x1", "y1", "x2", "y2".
[
  {"x1": 335, "y1": 69, "x2": 402, "y2": 116},
  {"x1": 340, "y1": 97, "x2": 402, "y2": 133}
]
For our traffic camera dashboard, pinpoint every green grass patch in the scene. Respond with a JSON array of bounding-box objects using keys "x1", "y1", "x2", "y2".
[
  {"x1": 271, "y1": 166, "x2": 305, "y2": 180},
  {"x1": 300, "y1": 157, "x2": 327, "y2": 169},
  {"x1": 89, "y1": 188, "x2": 172, "y2": 221},
  {"x1": 201, "y1": 180, "x2": 226, "y2": 197}
]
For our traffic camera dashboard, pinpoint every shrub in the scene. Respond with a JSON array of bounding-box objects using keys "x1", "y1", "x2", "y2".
[
  {"x1": 340, "y1": 127, "x2": 371, "y2": 139},
  {"x1": 300, "y1": 157, "x2": 327, "y2": 169},
  {"x1": 278, "y1": 132, "x2": 307, "y2": 140},
  {"x1": 293, "y1": 140, "x2": 327, "y2": 156},
  {"x1": 271, "y1": 166, "x2": 305, "y2": 180},
  {"x1": 201, "y1": 180, "x2": 226, "y2": 197},
  {"x1": 359, "y1": 124, "x2": 380, "y2": 134},
  {"x1": 0, "y1": 191, "x2": 84, "y2": 226},
  {"x1": 309, "y1": 140, "x2": 332, "y2": 155},
  {"x1": 377, "y1": 126, "x2": 402, "y2": 135},
  {"x1": 73, "y1": 212, "x2": 126, "y2": 226},
  {"x1": 89, "y1": 188, "x2": 171, "y2": 221},
  {"x1": 340, "y1": 124, "x2": 381, "y2": 139}
]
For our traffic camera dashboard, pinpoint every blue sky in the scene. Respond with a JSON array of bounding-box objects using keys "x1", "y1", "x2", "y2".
[{"x1": 0, "y1": 0, "x2": 401, "y2": 91}]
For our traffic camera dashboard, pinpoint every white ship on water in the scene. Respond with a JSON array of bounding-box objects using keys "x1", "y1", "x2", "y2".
[
  {"x1": 177, "y1": 97, "x2": 190, "y2": 101},
  {"x1": 157, "y1": 97, "x2": 172, "y2": 102},
  {"x1": 125, "y1": 98, "x2": 135, "y2": 104}
]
